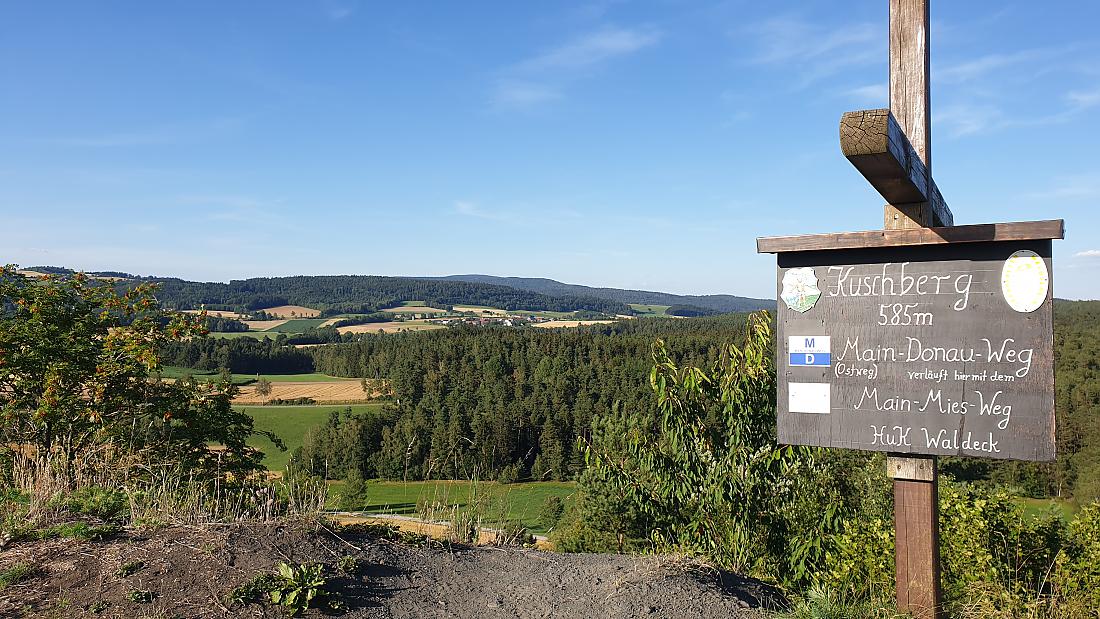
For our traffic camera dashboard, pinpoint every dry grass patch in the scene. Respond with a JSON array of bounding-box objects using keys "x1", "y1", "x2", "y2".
[
  {"x1": 234, "y1": 380, "x2": 385, "y2": 404},
  {"x1": 453, "y1": 306, "x2": 507, "y2": 316},
  {"x1": 336, "y1": 321, "x2": 445, "y2": 335},
  {"x1": 258, "y1": 305, "x2": 321, "y2": 318},
  {"x1": 381, "y1": 306, "x2": 447, "y2": 314},
  {"x1": 533, "y1": 320, "x2": 617, "y2": 329}
]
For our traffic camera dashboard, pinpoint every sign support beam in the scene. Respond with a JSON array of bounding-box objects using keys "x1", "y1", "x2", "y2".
[{"x1": 886, "y1": 1, "x2": 942, "y2": 617}]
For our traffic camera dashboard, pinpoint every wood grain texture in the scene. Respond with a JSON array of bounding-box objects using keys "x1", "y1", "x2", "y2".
[
  {"x1": 889, "y1": 1, "x2": 941, "y2": 615},
  {"x1": 757, "y1": 219, "x2": 1064, "y2": 254},
  {"x1": 896, "y1": 476, "x2": 941, "y2": 619},
  {"x1": 840, "y1": 109, "x2": 952, "y2": 227},
  {"x1": 888, "y1": 0, "x2": 933, "y2": 230}
]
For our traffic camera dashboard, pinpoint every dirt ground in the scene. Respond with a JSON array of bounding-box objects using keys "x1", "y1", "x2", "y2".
[{"x1": 0, "y1": 523, "x2": 785, "y2": 618}]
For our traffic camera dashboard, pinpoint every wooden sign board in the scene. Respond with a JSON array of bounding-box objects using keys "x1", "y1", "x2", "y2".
[{"x1": 758, "y1": 220, "x2": 1063, "y2": 462}]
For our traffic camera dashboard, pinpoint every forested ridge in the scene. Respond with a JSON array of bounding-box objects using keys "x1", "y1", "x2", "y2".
[
  {"x1": 146, "y1": 275, "x2": 630, "y2": 315},
  {"x1": 299, "y1": 315, "x2": 752, "y2": 482},
  {"x1": 160, "y1": 301, "x2": 1100, "y2": 503},
  {"x1": 430, "y1": 274, "x2": 773, "y2": 313}
]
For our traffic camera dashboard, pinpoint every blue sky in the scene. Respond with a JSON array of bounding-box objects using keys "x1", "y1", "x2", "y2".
[{"x1": 2, "y1": 1, "x2": 1098, "y2": 299}]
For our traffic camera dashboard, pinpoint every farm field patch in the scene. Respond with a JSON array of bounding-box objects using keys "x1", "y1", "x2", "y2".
[
  {"x1": 183, "y1": 309, "x2": 246, "y2": 319},
  {"x1": 336, "y1": 321, "x2": 446, "y2": 334},
  {"x1": 452, "y1": 306, "x2": 508, "y2": 316},
  {"x1": 258, "y1": 305, "x2": 321, "y2": 318},
  {"x1": 381, "y1": 305, "x2": 447, "y2": 314},
  {"x1": 158, "y1": 366, "x2": 358, "y2": 385},
  {"x1": 629, "y1": 304, "x2": 671, "y2": 316},
  {"x1": 234, "y1": 379, "x2": 384, "y2": 405},
  {"x1": 533, "y1": 320, "x2": 617, "y2": 329},
  {"x1": 241, "y1": 319, "x2": 288, "y2": 331},
  {"x1": 264, "y1": 318, "x2": 330, "y2": 332},
  {"x1": 241, "y1": 403, "x2": 386, "y2": 471},
  {"x1": 331, "y1": 479, "x2": 577, "y2": 535}
]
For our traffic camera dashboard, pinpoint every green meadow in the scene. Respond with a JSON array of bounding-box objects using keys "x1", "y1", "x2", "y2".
[
  {"x1": 629, "y1": 304, "x2": 671, "y2": 316},
  {"x1": 240, "y1": 403, "x2": 386, "y2": 472},
  {"x1": 329, "y1": 479, "x2": 577, "y2": 535}
]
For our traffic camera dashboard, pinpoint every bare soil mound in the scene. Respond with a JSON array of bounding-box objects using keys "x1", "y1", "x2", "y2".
[{"x1": 0, "y1": 523, "x2": 784, "y2": 618}]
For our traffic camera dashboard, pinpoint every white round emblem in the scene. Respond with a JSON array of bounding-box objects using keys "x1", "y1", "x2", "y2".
[{"x1": 1001, "y1": 250, "x2": 1048, "y2": 313}]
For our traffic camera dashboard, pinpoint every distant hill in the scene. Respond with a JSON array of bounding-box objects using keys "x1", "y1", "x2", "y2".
[
  {"x1": 13, "y1": 266, "x2": 771, "y2": 316},
  {"x1": 427, "y1": 275, "x2": 773, "y2": 314}
]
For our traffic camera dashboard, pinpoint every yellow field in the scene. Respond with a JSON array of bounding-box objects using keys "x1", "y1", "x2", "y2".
[
  {"x1": 533, "y1": 320, "x2": 617, "y2": 329},
  {"x1": 233, "y1": 380, "x2": 385, "y2": 404},
  {"x1": 381, "y1": 306, "x2": 447, "y2": 314},
  {"x1": 453, "y1": 306, "x2": 507, "y2": 316},
  {"x1": 258, "y1": 305, "x2": 321, "y2": 318},
  {"x1": 242, "y1": 319, "x2": 289, "y2": 331},
  {"x1": 336, "y1": 321, "x2": 446, "y2": 335}
]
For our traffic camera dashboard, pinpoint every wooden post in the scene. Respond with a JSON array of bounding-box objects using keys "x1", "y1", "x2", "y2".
[{"x1": 887, "y1": 1, "x2": 942, "y2": 617}]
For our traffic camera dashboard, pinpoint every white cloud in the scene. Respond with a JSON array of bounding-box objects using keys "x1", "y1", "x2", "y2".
[
  {"x1": 492, "y1": 26, "x2": 661, "y2": 109},
  {"x1": 1025, "y1": 174, "x2": 1100, "y2": 202},
  {"x1": 454, "y1": 201, "x2": 509, "y2": 221},
  {"x1": 747, "y1": 17, "x2": 877, "y2": 65},
  {"x1": 843, "y1": 83, "x2": 887, "y2": 105},
  {"x1": 933, "y1": 103, "x2": 1005, "y2": 138},
  {"x1": 491, "y1": 81, "x2": 562, "y2": 109},
  {"x1": 1075, "y1": 250, "x2": 1100, "y2": 258},
  {"x1": 1067, "y1": 88, "x2": 1100, "y2": 110},
  {"x1": 935, "y1": 49, "x2": 1049, "y2": 83},
  {"x1": 516, "y1": 27, "x2": 662, "y2": 73},
  {"x1": 321, "y1": 0, "x2": 356, "y2": 21}
]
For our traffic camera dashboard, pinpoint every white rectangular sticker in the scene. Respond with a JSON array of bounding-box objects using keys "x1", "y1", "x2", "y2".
[{"x1": 789, "y1": 382, "x2": 830, "y2": 414}]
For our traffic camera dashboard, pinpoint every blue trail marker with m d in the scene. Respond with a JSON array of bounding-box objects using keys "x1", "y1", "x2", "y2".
[{"x1": 789, "y1": 336, "x2": 831, "y2": 367}]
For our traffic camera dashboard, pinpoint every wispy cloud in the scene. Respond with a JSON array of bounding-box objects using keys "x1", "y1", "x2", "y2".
[
  {"x1": 1067, "y1": 87, "x2": 1100, "y2": 110},
  {"x1": 516, "y1": 27, "x2": 661, "y2": 73},
  {"x1": 933, "y1": 103, "x2": 1005, "y2": 138},
  {"x1": 33, "y1": 118, "x2": 241, "y2": 148},
  {"x1": 176, "y1": 194, "x2": 288, "y2": 223},
  {"x1": 739, "y1": 16, "x2": 880, "y2": 89},
  {"x1": 491, "y1": 81, "x2": 563, "y2": 109},
  {"x1": 1024, "y1": 174, "x2": 1100, "y2": 202},
  {"x1": 320, "y1": 0, "x2": 357, "y2": 21},
  {"x1": 935, "y1": 49, "x2": 1053, "y2": 84},
  {"x1": 842, "y1": 83, "x2": 887, "y2": 105},
  {"x1": 454, "y1": 200, "x2": 511, "y2": 222},
  {"x1": 492, "y1": 26, "x2": 661, "y2": 109},
  {"x1": 1075, "y1": 250, "x2": 1100, "y2": 258}
]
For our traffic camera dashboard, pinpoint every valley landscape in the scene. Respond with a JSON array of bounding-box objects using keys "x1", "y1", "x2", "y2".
[{"x1": 4, "y1": 2, "x2": 1100, "y2": 618}]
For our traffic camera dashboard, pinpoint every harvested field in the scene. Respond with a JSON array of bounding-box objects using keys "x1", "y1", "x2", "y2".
[
  {"x1": 337, "y1": 321, "x2": 445, "y2": 335},
  {"x1": 233, "y1": 380, "x2": 386, "y2": 404},
  {"x1": 453, "y1": 306, "x2": 507, "y2": 316},
  {"x1": 183, "y1": 309, "x2": 246, "y2": 319},
  {"x1": 533, "y1": 320, "x2": 617, "y2": 328},
  {"x1": 242, "y1": 319, "x2": 288, "y2": 331},
  {"x1": 258, "y1": 305, "x2": 321, "y2": 318},
  {"x1": 381, "y1": 306, "x2": 447, "y2": 314}
]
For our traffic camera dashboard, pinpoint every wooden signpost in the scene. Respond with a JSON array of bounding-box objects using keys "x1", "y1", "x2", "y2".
[{"x1": 757, "y1": 2, "x2": 1063, "y2": 617}]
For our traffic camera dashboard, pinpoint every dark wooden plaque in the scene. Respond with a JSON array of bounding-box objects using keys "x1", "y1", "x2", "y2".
[{"x1": 768, "y1": 237, "x2": 1056, "y2": 461}]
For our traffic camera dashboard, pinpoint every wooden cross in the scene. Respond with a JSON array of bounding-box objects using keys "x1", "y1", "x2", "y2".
[{"x1": 838, "y1": 1, "x2": 946, "y2": 617}]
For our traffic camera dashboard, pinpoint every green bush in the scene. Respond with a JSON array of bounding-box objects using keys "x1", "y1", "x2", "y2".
[
  {"x1": 57, "y1": 486, "x2": 129, "y2": 521},
  {"x1": 1051, "y1": 502, "x2": 1100, "y2": 612},
  {"x1": 537, "y1": 496, "x2": 565, "y2": 532}
]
